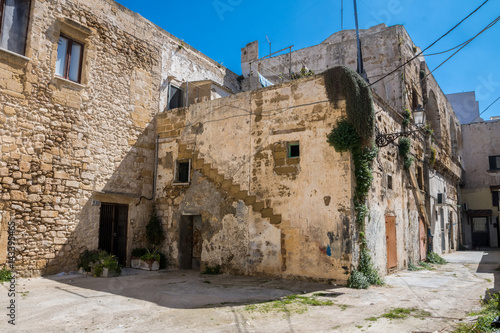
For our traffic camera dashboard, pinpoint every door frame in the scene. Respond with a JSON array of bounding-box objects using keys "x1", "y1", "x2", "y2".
[
  {"x1": 98, "y1": 203, "x2": 129, "y2": 265},
  {"x1": 385, "y1": 215, "x2": 397, "y2": 271}
]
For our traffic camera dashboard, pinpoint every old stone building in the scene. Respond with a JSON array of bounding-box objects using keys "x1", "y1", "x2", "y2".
[
  {"x1": 239, "y1": 24, "x2": 463, "y2": 268},
  {"x1": 1, "y1": 0, "x2": 462, "y2": 282},
  {"x1": 0, "y1": 0, "x2": 239, "y2": 277}
]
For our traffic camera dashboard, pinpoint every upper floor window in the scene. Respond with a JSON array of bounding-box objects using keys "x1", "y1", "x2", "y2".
[
  {"x1": 489, "y1": 155, "x2": 500, "y2": 171},
  {"x1": 55, "y1": 35, "x2": 83, "y2": 83},
  {"x1": 0, "y1": 0, "x2": 31, "y2": 55},
  {"x1": 168, "y1": 84, "x2": 184, "y2": 110}
]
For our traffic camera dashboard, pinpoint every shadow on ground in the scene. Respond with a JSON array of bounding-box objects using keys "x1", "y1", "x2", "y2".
[
  {"x1": 475, "y1": 249, "x2": 500, "y2": 297},
  {"x1": 46, "y1": 268, "x2": 343, "y2": 310}
]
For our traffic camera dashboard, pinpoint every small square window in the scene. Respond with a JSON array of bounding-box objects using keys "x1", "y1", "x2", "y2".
[
  {"x1": 168, "y1": 84, "x2": 184, "y2": 110},
  {"x1": 55, "y1": 34, "x2": 83, "y2": 83},
  {"x1": 288, "y1": 143, "x2": 300, "y2": 158},
  {"x1": 489, "y1": 155, "x2": 500, "y2": 170},
  {"x1": 174, "y1": 160, "x2": 190, "y2": 184}
]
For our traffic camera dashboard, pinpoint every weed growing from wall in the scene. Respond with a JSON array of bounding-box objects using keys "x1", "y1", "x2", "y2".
[
  {"x1": 325, "y1": 66, "x2": 382, "y2": 289},
  {"x1": 398, "y1": 137, "x2": 413, "y2": 170}
]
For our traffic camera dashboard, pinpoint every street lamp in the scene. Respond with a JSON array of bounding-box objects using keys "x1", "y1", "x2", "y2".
[{"x1": 375, "y1": 107, "x2": 426, "y2": 147}]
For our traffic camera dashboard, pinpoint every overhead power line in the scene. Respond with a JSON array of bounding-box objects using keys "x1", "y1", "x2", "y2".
[
  {"x1": 480, "y1": 96, "x2": 500, "y2": 116},
  {"x1": 369, "y1": 0, "x2": 490, "y2": 86}
]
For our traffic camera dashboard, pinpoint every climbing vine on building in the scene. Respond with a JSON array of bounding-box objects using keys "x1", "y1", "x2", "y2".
[{"x1": 324, "y1": 66, "x2": 382, "y2": 289}]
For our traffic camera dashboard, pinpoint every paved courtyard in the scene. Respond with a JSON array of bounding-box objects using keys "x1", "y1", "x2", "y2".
[{"x1": 1, "y1": 250, "x2": 498, "y2": 332}]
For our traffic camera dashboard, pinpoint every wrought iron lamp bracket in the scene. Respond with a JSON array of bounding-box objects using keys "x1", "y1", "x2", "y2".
[{"x1": 375, "y1": 129, "x2": 420, "y2": 147}]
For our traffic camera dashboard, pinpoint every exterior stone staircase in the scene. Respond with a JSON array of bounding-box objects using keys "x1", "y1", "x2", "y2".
[{"x1": 180, "y1": 144, "x2": 282, "y2": 225}]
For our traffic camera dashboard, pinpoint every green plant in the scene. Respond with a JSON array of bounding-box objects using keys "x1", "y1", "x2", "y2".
[
  {"x1": 203, "y1": 265, "x2": 222, "y2": 275},
  {"x1": 424, "y1": 122, "x2": 434, "y2": 136},
  {"x1": 420, "y1": 70, "x2": 426, "y2": 80},
  {"x1": 78, "y1": 250, "x2": 121, "y2": 277},
  {"x1": 398, "y1": 137, "x2": 413, "y2": 169},
  {"x1": 0, "y1": 267, "x2": 12, "y2": 283},
  {"x1": 454, "y1": 291, "x2": 500, "y2": 332},
  {"x1": 146, "y1": 206, "x2": 165, "y2": 247},
  {"x1": 429, "y1": 146, "x2": 436, "y2": 165},
  {"x1": 402, "y1": 109, "x2": 411, "y2": 128},
  {"x1": 426, "y1": 252, "x2": 447, "y2": 265},
  {"x1": 325, "y1": 66, "x2": 382, "y2": 289},
  {"x1": 324, "y1": 66, "x2": 375, "y2": 145},
  {"x1": 140, "y1": 248, "x2": 160, "y2": 262},
  {"x1": 326, "y1": 118, "x2": 360, "y2": 153},
  {"x1": 291, "y1": 66, "x2": 315, "y2": 80}
]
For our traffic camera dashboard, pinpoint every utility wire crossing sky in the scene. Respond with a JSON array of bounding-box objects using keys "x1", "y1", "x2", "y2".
[{"x1": 116, "y1": 0, "x2": 500, "y2": 120}]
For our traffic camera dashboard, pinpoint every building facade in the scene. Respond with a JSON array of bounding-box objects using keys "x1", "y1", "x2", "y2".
[
  {"x1": 0, "y1": 0, "x2": 238, "y2": 277},
  {"x1": 461, "y1": 120, "x2": 500, "y2": 248}
]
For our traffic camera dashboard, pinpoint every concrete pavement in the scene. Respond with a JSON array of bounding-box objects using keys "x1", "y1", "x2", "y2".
[{"x1": 1, "y1": 250, "x2": 498, "y2": 332}]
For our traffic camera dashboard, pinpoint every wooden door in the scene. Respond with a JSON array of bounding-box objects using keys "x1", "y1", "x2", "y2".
[
  {"x1": 385, "y1": 216, "x2": 397, "y2": 270},
  {"x1": 98, "y1": 203, "x2": 128, "y2": 265},
  {"x1": 419, "y1": 217, "x2": 427, "y2": 261}
]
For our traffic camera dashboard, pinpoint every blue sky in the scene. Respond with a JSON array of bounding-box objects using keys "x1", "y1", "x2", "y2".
[{"x1": 115, "y1": 0, "x2": 500, "y2": 120}]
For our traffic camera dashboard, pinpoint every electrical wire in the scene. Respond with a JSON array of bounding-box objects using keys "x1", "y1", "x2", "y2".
[
  {"x1": 388, "y1": 15, "x2": 500, "y2": 111},
  {"x1": 480, "y1": 96, "x2": 500, "y2": 116},
  {"x1": 369, "y1": 0, "x2": 490, "y2": 87}
]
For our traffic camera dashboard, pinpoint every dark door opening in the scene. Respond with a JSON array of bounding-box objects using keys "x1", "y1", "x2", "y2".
[
  {"x1": 179, "y1": 215, "x2": 202, "y2": 270},
  {"x1": 98, "y1": 203, "x2": 128, "y2": 265},
  {"x1": 472, "y1": 216, "x2": 490, "y2": 248}
]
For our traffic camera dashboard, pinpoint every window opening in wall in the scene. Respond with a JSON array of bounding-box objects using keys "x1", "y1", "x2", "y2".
[
  {"x1": 492, "y1": 190, "x2": 499, "y2": 208},
  {"x1": 387, "y1": 174, "x2": 393, "y2": 190},
  {"x1": 489, "y1": 155, "x2": 500, "y2": 171},
  {"x1": 0, "y1": 0, "x2": 31, "y2": 55},
  {"x1": 288, "y1": 142, "x2": 300, "y2": 158},
  {"x1": 174, "y1": 159, "x2": 191, "y2": 184},
  {"x1": 168, "y1": 84, "x2": 184, "y2": 110},
  {"x1": 55, "y1": 34, "x2": 83, "y2": 83}
]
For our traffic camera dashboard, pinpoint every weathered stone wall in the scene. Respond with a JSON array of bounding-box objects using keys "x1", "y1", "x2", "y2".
[
  {"x1": 0, "y1": 0, "x2": 240, "y2": 277},
  {"x1": 241, "y1": 23, "x2": 463, "y2": 262},
  {"x1": 156, "y1": 76, "x2": 355, "y2": 283}
]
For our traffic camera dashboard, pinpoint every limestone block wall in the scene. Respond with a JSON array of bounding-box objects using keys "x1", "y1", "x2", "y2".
[
  {"x1": 0, "y1": 0, "x2": 241, "y2": 277},
  {"x1": 156, "y1": 76, "x2": 355, "y2": 283}
]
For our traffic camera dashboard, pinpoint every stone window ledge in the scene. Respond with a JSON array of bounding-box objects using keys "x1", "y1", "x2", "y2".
[
  {"x1": 172, "y1": 182, "x2": 190, "y2": 186},
  {"x1": 0, "y1": 47, "x2": 30, "y2": 67},
  {"x1": 487, "y1": 169, "x2": 500, "y2": 173},
  {"x1": 53, "y1": 76, "x2": 86, "y2": 91}
]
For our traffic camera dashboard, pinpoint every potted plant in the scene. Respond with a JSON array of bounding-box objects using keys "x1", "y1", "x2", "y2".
[
  {"x1": 78, "y1": 250, "x2": 121, "y2": 277},
  {"x1": 139, "y1": 248, "x2": 160, "y2": 271},
  {"x1": 131, "y1": 248, "x2": 147, "y2": 269}
]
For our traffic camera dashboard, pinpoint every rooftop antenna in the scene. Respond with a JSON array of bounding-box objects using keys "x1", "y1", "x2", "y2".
[
  {"x1": 266, "y1": 35, "x2": 271, "y2": 57},
  {"x1": 341, "y1": 0, "x2": 344, "y2": 30},
  {"x1": 353, "y1": 0, "x2": 368, "y2": 82}
]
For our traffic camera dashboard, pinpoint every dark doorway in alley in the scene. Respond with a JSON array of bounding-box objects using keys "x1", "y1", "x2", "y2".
[
  {"x1": 179, "y1": 215, "x2": 202, "y2": 270},
  {"x1": 98, "y1": 203, "x2": 128, "y2": 265},
  {"x1": 386, "y1": 215, "x2": 397, "y2": 271}
]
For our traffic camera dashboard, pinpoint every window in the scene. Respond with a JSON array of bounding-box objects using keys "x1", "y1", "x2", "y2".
[
  {"x1": 387, "y1": 175, "x2": 393, "y2": 190},
  {"x1": 168, "y1": 85, "x2": 184, "y2": 110},
  {"x1": 174, "y1": 160, "x2": 190, "y2": 184},
  {"x1": 492, "y1": 190, "x2": 499, "y2": 208},
  {"x1": 288, "y1": 143, "x2": 300, "y2": 158},
  {"x1": 0, "y1": 0, "x2": 31, "y2": 55},
  {"x1": 489, "y1": 155, "x2": 500, "y2": 171},
  {"x1": 55, "y1": 35, "x2": 83, "y2": 83}
]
